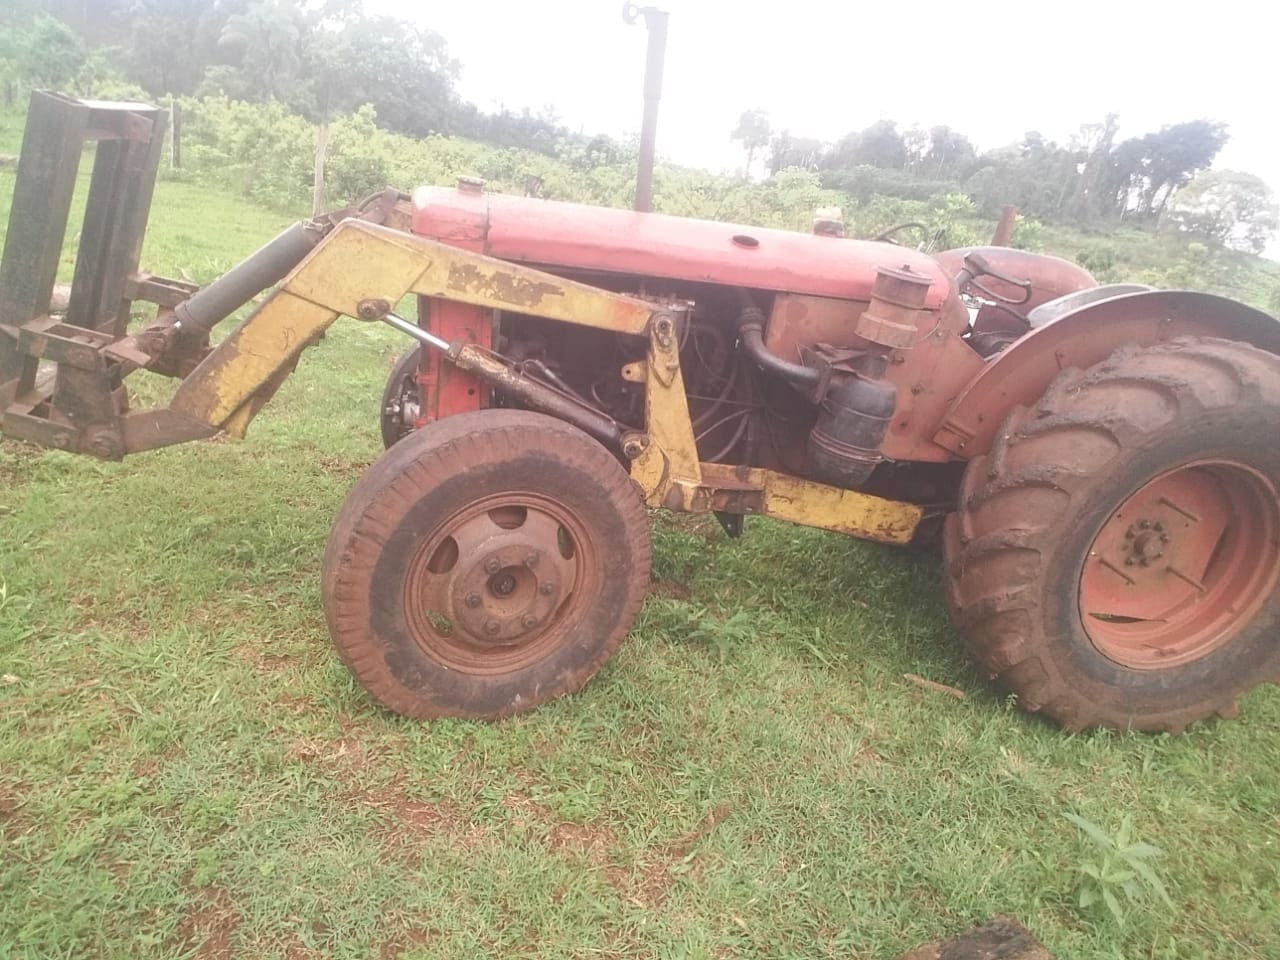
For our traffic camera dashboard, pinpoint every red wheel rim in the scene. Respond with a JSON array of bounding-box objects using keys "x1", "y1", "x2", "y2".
[
  {"x1": 401, "y1": 493, "x2": 596, "y2": 675},
  {"x1": 1079, "y1": 460, "x2": 1280, "y2": 670}
]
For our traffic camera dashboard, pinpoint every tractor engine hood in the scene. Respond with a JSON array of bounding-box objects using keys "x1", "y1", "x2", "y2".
[{"x1": 411, "y1": 184, "x2": 951, "y2": 309}]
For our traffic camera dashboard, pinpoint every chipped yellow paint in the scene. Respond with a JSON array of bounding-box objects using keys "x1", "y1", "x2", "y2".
[
  {"x1": 284, "y1": 221, "x2": 654, "y2": 335},
  {"x1": 660, "y1": 463, "x2": 921, "y2": 544},
  {"x1": 220, "y1": 401, "x2": 256, "y2": 439},
  {"x1": 169, "y1": 220, "x2": 660, "y2": 433},
  {"x1": 634, "y1": 316, "x2": 700, "y2": 502},
  {"x1": 761, "y1": 470, "x2": 921, "y2": 544},
  {"x1": 170, "y1": 291, "x2": 337, "y2": 428}
]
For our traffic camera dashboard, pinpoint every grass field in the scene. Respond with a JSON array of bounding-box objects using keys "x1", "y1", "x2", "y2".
[{"x1": 1, "y1": 139, "x2": 1278, "y2": 960}]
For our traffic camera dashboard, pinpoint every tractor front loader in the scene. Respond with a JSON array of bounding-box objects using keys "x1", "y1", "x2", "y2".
[{"x1": 5, "y1": 93, "x2": 1280, "y2": 734}]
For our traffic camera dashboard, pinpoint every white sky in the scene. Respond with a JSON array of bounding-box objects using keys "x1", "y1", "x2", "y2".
[{"x1": 370, "y1": 0, "x2": 1278, "y2": 205}]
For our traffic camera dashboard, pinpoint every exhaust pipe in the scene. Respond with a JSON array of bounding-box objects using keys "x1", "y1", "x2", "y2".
[{"x1": 624, "y1": 4, "x2": 669, "y2": 213}]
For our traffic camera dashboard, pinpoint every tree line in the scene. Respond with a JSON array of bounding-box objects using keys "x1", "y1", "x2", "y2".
[
  {"x1": 0, "y1": 0, "x2": 579, "y2": 152},
  {"x1": 735, "y1": 111, "x2": 1277, "y2": 255},
  {"x1": 0, "y1": 1, "x2": 1274, "y2": 256}
]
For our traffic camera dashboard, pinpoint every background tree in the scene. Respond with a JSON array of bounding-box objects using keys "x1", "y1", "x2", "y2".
[
  {"x1": 1133, "y1": 120, "x2": 1229, "y2": 219},
  {"x1": 1166, "y1": 170, "x2": 1279, "y2": 254},
  {"x1": 767, "y1": 130, "x2": 827, "y2": 175},
  {"x1": 731, "y1": 108, "x2": 771, "y2": 177}
]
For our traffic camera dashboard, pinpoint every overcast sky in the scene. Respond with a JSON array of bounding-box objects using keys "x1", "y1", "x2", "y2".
[{"x1": 369, "y1": 0, "x2": 1277, "y2": 206}]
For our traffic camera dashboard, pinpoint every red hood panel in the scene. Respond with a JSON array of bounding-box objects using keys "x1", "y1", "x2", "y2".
[{"x1": 411, "y1": 186, "x2": 950, "y2": 308}]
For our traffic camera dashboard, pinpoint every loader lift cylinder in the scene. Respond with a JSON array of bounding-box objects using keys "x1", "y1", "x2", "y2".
[
  {"x1": 172, "y1": 221, "x2": 328, "y2": 339},
  {"x1": 377, "y1": 311, "x2": 625, "y2": 449}
]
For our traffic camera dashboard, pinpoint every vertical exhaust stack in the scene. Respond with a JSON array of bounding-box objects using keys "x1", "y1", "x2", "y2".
[{"x1": 624, "y1": 3, "x2": 669, "y2": 213}]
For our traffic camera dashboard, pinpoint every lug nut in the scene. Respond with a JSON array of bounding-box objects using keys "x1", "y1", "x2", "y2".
[
  {"x1": 484, "y1": 619, "x2": 501, "y2": 636},
  {"x1": 540, "y1": 580, "x2": 556, "y2": 596},
  {"x1": 484, "y1": 557, "x2": 502, "y2": 575},
  {"x1": 1139, "y1": 520, "x2": 1151, "y2": 530},
  {"x1": 524, "y1": 552, "x2": 539, "y2": 569},
  {"x1": 1160, "y1": 533, "x2": 1170, "y2": 543},
  {"x1": 465, "y1": 592, "x2": 482, "y2": 608},
  {"x1": 522, "y1": 614, "x2": 539, "y2": 629},
  {"x1": 1125, "y1": 529, "x2": 1135, "y2": 540},
  {"x1": 1125, "y1": 557, "x2": 1136, "y2": 566}
]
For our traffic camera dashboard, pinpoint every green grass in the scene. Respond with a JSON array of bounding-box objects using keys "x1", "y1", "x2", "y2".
[{"x1": 1, "y1": 152, "x2": 1279, "y2": 960}]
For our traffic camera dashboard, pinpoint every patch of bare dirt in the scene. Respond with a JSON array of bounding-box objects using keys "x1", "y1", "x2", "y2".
[
  {"x1": 275, "y1": 693, "x2": 317, "y2": 715},
  {"x1": 611, "y1": 803, "x2": 732, "y2": 909},
  {"x1": 231, "y1": 643, "x2": 299, "y2": 672},
  {"x1": 352, "y1": 779, "x2": 475, "y2": 864},
  {"x1": 378, "y1": 927, "x2": 433, "y2": 960},
  {"x1": 649, "y1": 578, "x2": 691, "y2": 601},
  {"x1": 500, "y1": 791, "x2": 553, "y2": 824},
  {"x1": 547, "y1": 821, "x2": 616, "y2": 866},
  {"x1": 287, "y1": 735, "x2": 372, "y2": 772},
  {"x1": 176, "y1": 886, "x2": 241, "y2": 960},
  {"x1": 0, "y1": 787, "x2": 32, "y2": 839},
  {"x1": 281, "y1": 941, "x2": 324, "y2": 960},
  {"x1": 318, "y1": 454, "x2": 365, "y2": 478}
]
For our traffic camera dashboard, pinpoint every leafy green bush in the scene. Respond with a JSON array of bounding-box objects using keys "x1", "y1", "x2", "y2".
[{"x1": 131, "y1": 95, "x2": 1280, "y2": 313}]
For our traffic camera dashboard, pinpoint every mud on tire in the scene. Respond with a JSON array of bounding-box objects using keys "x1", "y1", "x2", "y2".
[
  {"x1": 323, "y1": 409, "x2": 652, "y2": 720},
  {"x1": 944, "y1": 336, "x2": 1280, "y2": 732}
]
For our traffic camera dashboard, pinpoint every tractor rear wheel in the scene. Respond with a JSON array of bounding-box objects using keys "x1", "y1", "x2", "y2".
[
  {"x1": 944, "y1": 336, "x2": 1280, "y2": 732},
  {"x1": 323, "y1": 409, "x2": 652, "y2": 719}
]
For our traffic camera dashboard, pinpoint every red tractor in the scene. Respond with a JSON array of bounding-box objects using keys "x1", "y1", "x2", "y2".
[{"x1": 3, "y1": 93, "x2": 1279, "y2": 733}]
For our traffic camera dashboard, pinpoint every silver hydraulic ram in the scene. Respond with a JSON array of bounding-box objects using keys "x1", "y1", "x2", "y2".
[{"x1": 369, "y1": 309, "x2": 625, "y2": 448}]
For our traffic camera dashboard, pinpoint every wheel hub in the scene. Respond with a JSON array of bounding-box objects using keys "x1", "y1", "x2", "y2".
[
  {"x1": 1123, "y1": 520, "x2": 1169, "y2": 567},
  {"x1": 450, "y1": 544, "x2": 565, "y2": 647},
  {"x1": 1079, "y1": 461, "x2": 1280, "y2": 670},
  {"x1": 405, "y1": 497, "x2": 582, "y2": 661}
]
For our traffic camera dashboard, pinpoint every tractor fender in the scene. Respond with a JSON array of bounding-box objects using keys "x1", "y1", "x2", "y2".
[{"x1": 932, "y1": 289, "x2": 1280, "y2": 458}]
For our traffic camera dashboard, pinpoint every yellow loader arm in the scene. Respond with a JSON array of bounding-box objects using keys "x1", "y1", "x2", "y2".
[{"x1": 0, "y1": 95, "x2": 919, "y2": 545}]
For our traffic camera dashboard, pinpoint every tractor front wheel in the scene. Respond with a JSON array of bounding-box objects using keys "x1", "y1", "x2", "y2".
[
  {"x1": 944, "y1": 337, "x2": 1280, "y2": 732},
  {"x1": 379, "y1": 346, "x2": 423, "y2": 449},
  {"x1": 323, "y1": 409, "x2": 652, "y2": 719}
]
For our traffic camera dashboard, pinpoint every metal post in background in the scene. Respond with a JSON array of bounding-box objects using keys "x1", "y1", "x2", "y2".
[{"x1": 623, "y1": 3, "x2": 668, "y2": 213}]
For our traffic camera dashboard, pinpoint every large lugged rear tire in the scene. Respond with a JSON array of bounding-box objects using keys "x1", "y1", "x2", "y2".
[
  {"x1": 944, "y1": 336, "x2": 1280, "y2": 732},
  {"x1": 323, "y1": 409, "x2": 652, "y2": 720}
]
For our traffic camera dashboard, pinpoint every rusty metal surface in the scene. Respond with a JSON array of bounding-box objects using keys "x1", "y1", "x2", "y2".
[
  {"x1": 935, "y1": 290, "x2": 1280, "y2": 457},
  {"x1": 934, "y1": 246, "x2": 1095, "y2": 338},
  {"x1": 990, "y1": 205, "x2": 1018, "y2": 246},
  {"x1": 0, "y1": 93, "x2": 90, "y2": 333},
  {"x1": 416, "y1": 298, "x2": 489, "y2": 426},
  {"x1": 854, "y1": 264, "x2": 933, "y2": 349},
  {"x1": 762, "y1": 291, "x2": 985, "y2": 464},
  {"x1": 64, "y1": 106, "x2": 167, "y2": 337},
  {"x1": 631, "y1": 311, "x2": 701, "y2": 500},
  {"x1": 668, "y1": 462, "x2": 922, "y2": 545},
  {"x1": 765, "y1": 294, "x2": 867, "y2": 360},
  {"x1": 413, "y1": 187, "x2": 953, "y2": 309},
  {"x1": 170, "y1": 220, "x2": 658, "y2": 437},
  {"x1": 623, "y1": 4, "x2": 669, "y2": 213},
  {"x1": 449, "y1": 343, "x2": 622, "y2": 446},
  {"x1": 120, "y1": 409, "x2": 217, "y2": 453}
]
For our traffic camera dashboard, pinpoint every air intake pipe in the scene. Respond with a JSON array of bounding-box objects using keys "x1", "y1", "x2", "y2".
[{"x1": 735, "y1": 297, "x2": 821, "y2": 395}]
